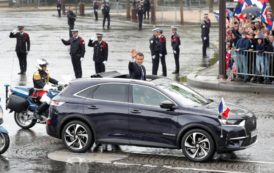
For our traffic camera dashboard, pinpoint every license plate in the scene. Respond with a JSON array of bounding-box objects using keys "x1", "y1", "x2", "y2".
[{"x1": 251, "y1": 130, "x2": 257, "y2": 138}]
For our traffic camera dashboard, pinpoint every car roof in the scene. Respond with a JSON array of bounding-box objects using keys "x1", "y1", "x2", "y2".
[{"x1": 70, "y1": 71, "x2": 172, "y2": 87}]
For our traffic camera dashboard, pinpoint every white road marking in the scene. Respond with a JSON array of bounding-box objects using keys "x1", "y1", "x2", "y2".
[
  {"x1": 226, "y1": 159, "x2": 274, "y2": 165},
  {"x1": 163, "y1": 165, "x2": 248, "y2": 173}
]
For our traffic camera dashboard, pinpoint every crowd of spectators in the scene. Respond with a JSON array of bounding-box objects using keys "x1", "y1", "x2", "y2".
[{"x1": 225, "y1": 12, "x2": 274, "y2": 84}]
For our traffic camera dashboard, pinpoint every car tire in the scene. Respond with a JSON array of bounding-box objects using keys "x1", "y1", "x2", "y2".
[
  {"x1": 0, "y1": 133, "x2": 10, "y2": 154},
  {"x1": 181, "y1": 129, "x2": 215, "y2": 162},
  {"x1": 62, "y1": 120, "x2": 94, "y2": 153}
]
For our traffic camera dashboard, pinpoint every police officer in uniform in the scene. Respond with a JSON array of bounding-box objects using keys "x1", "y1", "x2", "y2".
[
  {"x1": 159, "y1": 29, "x2": 167, "y2": 76},
  {"x1": 171, "y1": 26, "x2": 181, "y2": 74},
  {"x1": 88, "y1": 33, "x2": 108, "y2": 74},
  {"x1": 56, "y1": 0, "x2": 62, "y2": 17},
  {"x1": 137, "y1": 4, "x2": 144, "y2": 30},
  {"x1": 33, "y1": 59, "x2": 58, "y2": 121},
  {"x1": 143, "y1": 0, "x2": 150, "y2": 19},
  {"x1": 61, "y1": 29, "x2": 85, "y2": 78},
  {"x1": 102, "y1": 2, "x2": 110, "y2": 29},
  {"x1": 93, "y1": 0, "x2": 99, "y2": 21},
  {"x1": 201, "y1": 13, "x2": 210, "y2": 58},
  {"x1": 67, "y1": 7, "x2": 76, "y2": 37},
  {"x1": 149, "y1": 28, "x2": 160, "y2": 76},
  {"x1": 9, "y1": 26, "x2": 30, "y2": 75}
]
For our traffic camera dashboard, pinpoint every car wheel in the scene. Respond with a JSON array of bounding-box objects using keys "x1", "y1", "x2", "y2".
[
  {"x1": 62, "y1": 121, "x2": 94, "y2": 153},
  {"x1": 14, "y1": 112, "x2": 37, "y2": 129},
  {"x1": 0, "y1": 133, "x2": 10, "y2": 154},
  {"x1": 181, "y1": 129, "x2": 215, "y2": 162}
]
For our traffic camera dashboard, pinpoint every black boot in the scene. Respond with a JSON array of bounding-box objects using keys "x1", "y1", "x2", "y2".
[{"x1": 36, "y1": 102, "x2": 49, "y2": 123}]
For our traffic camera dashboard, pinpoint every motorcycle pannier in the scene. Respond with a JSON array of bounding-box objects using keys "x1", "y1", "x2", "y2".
[{"x1": 6, "y1": 95, "x2": 28, "y2": 112}]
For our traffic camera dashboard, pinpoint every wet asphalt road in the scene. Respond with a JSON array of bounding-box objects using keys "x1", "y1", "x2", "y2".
[{"x1": 0, "y1": 10, "x2": 274, "y2": 173}]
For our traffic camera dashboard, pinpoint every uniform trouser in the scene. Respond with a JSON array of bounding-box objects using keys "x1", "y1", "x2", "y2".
[
  {"x1": 173, "y1": 49, "x2": 180, "y2": 73},
  {"x1": 71, "y1": 55, "x2": 82, "y2": 78},
  {"x1": 57, "y1": 10, "x2": 61, "y2": 17},
  {"x1": 138, "y1": 16, "x2": 143, "y2": 30},
  {"x1": 16, "y1": 52, "x2": 27, "y2": 73},
  {"x1": 95, "y1": 62, "x2": 105, "y2": 74},
  {"x1": 206, "y1": 36, "x2": 210, "y2": 48},
  {"x1": 94, "y1": 9, "x2": 98, "y2": 20},
  {"x1": 69, "y1": 24, "x2": 74, "y2": 38},
  {"x1": 152, "y1": 53, "x2": 160, "y2": 75},
  {"x1": 202, "y1": 39, "x2": 208, "y2": 57},
  {"x1": 144, "y1": 9, "x2": 150, "y2": 19},
  {"x1": 160, "y1": 55, "x2": 167, "y2": 76},
  {"x1": 103, "y1": 14, "x2": 110, "y2": 29}
]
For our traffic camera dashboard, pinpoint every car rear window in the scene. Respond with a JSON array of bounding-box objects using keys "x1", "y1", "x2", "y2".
[{"x1": 76, "y1": 83, "x2": 128, "y2": 103}]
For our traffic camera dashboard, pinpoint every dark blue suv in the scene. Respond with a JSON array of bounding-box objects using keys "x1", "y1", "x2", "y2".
[{"x1": 46, "y1": 73, "x2": 257, "y2": 162}]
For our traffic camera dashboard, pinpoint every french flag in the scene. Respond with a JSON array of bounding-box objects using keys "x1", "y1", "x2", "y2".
[
  {"x1": 250, "y1": 0, "x2": 268, "y2": 9},
  {"x1": 234, "y1": 0, "x2": 250, "y2": 19},
  {"x1": 261, "y1": 2, "x2": 273, "y2": 30},
  {"x1": 218, "y1": 98, "x2": 231, "y2": 120}
]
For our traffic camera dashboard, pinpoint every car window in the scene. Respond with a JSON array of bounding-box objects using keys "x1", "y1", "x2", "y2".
[
  {"x1": 132, "y1": 85, "x2": 170, "y2": 107},
  {"x1": 93, "y1": 84, "x2": 128, "y2": 102},
  {"x1": 76, "y1": 87, "x2": 95, "y2": 98},
  {"x1": 158, "y1": 82, "x2": 209, "y2": 107}
]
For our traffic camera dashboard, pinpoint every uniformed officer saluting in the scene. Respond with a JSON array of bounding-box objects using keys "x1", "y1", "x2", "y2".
[
  {"x1": 88, "y1": 33, "x2": 108, "y2": 74},
  {"x1": 9, "y1": 26, "x2": 30, "y2": 75},
  {"x1": 61, "y1": 29, "x2": 85, "y2": 78},
  {"x1": 171, "y1": 26, "x2": 181, "y2": 74}
]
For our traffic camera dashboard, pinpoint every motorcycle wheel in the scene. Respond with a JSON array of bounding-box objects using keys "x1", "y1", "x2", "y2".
[
  {"x1": 14, "y1": 112, "x2": 37, "y2": 129},
  {"x1": 0, "y1": 133, "x2": 9, "y2": 154}
]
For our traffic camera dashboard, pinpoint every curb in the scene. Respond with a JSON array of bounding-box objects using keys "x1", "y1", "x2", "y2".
[{"x1": 187, "y1": 73, "x2": 274, "y2": 94}]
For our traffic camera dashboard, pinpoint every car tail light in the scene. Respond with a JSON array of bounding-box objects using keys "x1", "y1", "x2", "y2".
[
  {"x1": 47, "y1": 118, "x2": 52, "y2": 125},
  {"x1": 50, "y1": 100, "x2": 64, "y2": 106}
]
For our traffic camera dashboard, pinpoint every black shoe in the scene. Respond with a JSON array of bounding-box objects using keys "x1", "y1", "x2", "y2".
[{"x1": 18, "y1": 72, "x2": 23, "y2": 75}]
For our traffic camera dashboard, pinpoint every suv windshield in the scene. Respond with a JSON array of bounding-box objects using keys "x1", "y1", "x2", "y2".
[{"x1": 158, "y1": 82, "x2": 209, "y2": 107}]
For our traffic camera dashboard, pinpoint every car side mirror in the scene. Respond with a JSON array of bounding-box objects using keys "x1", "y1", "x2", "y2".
[{"x1": 160, "y1": 100, "x2": 177, "y2": 111}]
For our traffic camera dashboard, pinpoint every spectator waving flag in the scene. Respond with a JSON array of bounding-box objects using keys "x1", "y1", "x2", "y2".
[
  {"x1": 261, "y1": 1, "x2": 273, "y2": 30},
  {"x1": 218, "y1": 98, "x2": 231, "y2": 120},
  {"x1": 234, "y1": 0, "x2": 250, "y2": 19},
  {"x1": 250, "y1": 0, "x2": 268, "y2": 9}
]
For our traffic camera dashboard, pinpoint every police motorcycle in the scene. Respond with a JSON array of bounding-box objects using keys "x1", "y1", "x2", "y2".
[
  {"x1": 0, "y1": 97, "x2": 9, "y2": 154},
  {"x1": 6, "y1": 59, "x2": 65, "y2": 129}
]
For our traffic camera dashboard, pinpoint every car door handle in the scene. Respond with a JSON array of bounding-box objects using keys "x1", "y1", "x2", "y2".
[
  {"x1": 131, "y1": 110, "x2": 141, "y2": 114},
  {"x1": 88, "y1": 105, "x2": 98, "y2": 110}
]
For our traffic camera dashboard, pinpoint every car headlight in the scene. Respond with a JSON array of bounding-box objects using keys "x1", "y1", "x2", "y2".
[{"x1": 219, "y1": 118, "x2": 245, "y2": 127}]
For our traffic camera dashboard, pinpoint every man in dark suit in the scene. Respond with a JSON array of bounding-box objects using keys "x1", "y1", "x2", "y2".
[
  {"x1": 129, "y1": 49, "x2": 146, "y2": 81},
  {"x1": 9, "y1": 26, "x2": 30, "y2": 75}
]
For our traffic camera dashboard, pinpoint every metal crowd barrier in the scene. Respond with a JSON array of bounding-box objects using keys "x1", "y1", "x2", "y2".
[{"x1": 234, "y1": 50, "x2": 274, "y2": 79}]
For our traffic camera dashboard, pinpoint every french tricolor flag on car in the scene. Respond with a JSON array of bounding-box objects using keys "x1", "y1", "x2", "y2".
[{"x1": 218, "y1": 98, "x2": 230, "y2": 119}]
